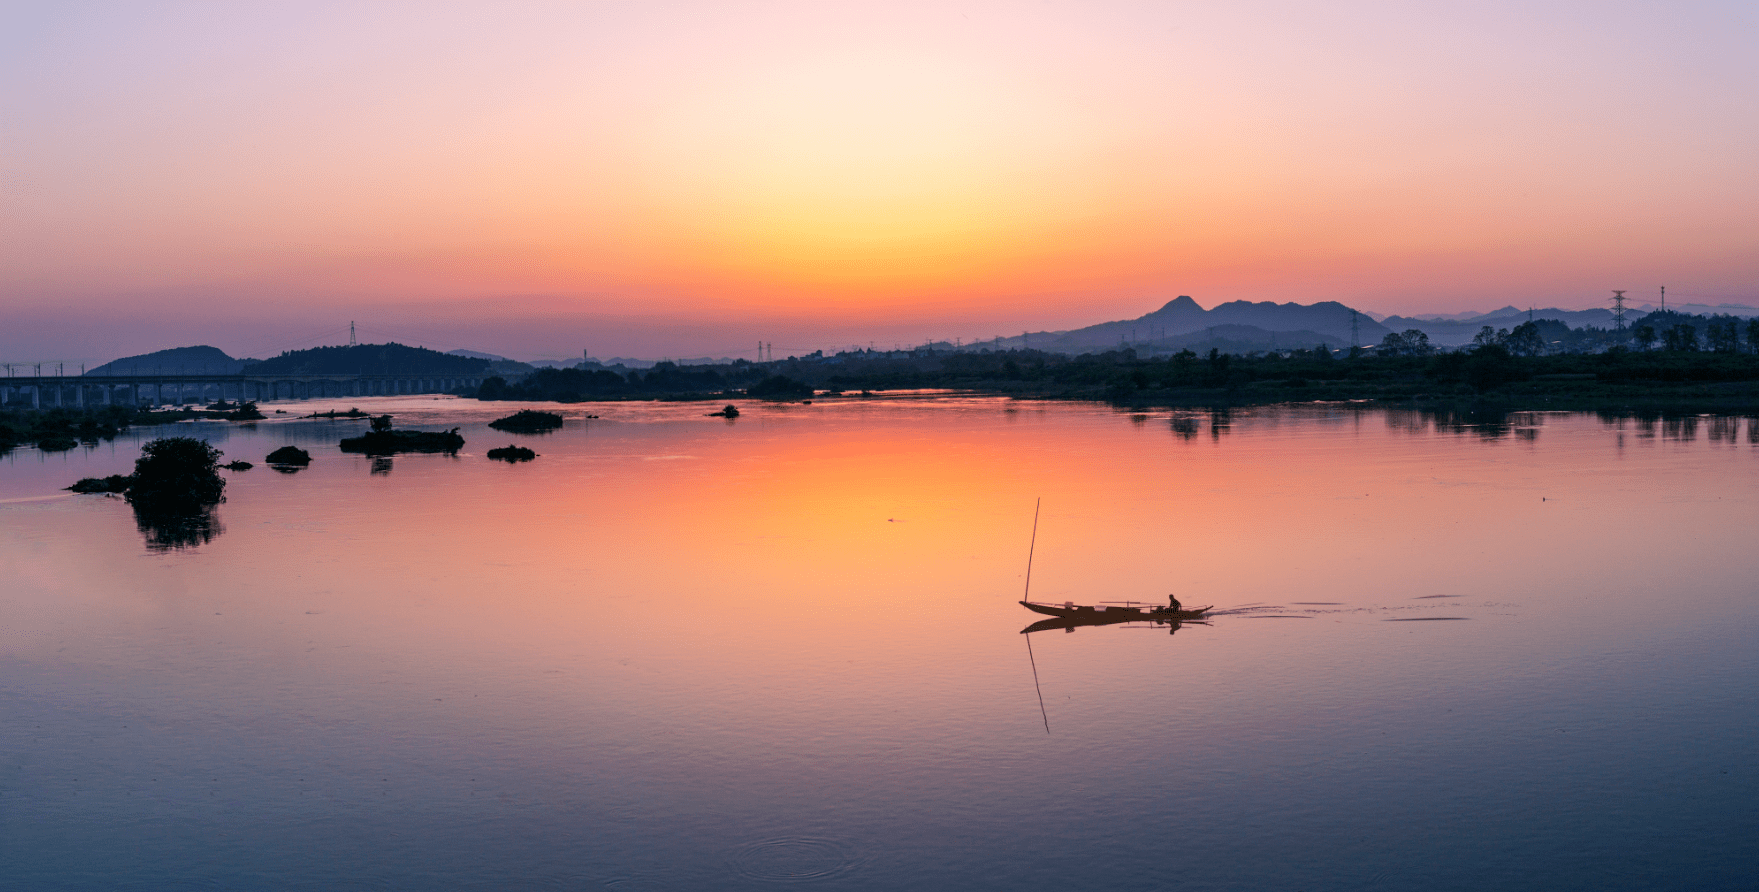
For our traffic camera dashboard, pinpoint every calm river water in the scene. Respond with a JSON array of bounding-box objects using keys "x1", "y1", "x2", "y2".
[{"x1": 2, "y1": 396, "x2": 1756, "y2": 890}]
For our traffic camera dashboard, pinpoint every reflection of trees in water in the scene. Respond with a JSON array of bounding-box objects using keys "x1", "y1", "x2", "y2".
[
  {"x1": 132, "y1": 501, "x2": 223, "y2": 551},
  {"x1": 1424, "y1": 408, "x2": 1507, "y2": 439},
  {"x1": 1707, "y1": 416, "x2": 1740, "y2": 443},
  {"x1": 371, "y1": 456, "x2": 393, "y2": 476},
  {"x1": 1383, "y1": 409, "x2": 1431, "y2": 436},
  {"x1": 1209, "y1": 407, "x2": 1230, "y2": 440},
  {"x1": 1444, "y1": 409, "x2": 1547, "y2": 441},
  {"x1": 1599, "y1": 409, "x2": 1755, "y2": 443},
  {"x1": 1158, "y1": 406, "x2": 1754, "y2": 445}
]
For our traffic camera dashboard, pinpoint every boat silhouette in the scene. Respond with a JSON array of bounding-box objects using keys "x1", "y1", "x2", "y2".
[{"x1": 1019, "y1": 600, "x2": 1212, "y2": 635}]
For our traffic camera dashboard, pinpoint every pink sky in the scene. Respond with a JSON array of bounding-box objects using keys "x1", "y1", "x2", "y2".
[{"x1": 3, "y1": 1, "x2": 1756, "y2": 363}]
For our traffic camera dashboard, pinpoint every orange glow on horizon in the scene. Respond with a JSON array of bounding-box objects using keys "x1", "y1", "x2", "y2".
[{"x1": 4, "y1": 2, "x2": 1758, "y2": 359}]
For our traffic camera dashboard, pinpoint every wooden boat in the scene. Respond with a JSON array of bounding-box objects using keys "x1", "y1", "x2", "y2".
[{"x1": 1020, "y1": 600, "x2": 1211, "y2": 621}]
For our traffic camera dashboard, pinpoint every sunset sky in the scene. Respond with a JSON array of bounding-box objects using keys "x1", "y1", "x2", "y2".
[{"x1": 4, "y1": 1, "x2": 1756, "y2": 363}]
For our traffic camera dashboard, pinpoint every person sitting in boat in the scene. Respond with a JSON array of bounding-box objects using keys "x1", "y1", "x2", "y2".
[{"x1": 1166, "y1": 595, "x2": 1183, "y2": 613}]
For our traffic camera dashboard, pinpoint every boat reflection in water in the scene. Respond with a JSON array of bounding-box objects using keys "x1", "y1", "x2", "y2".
[{"x1": 1019, "y1": 600, "x2": 1212, "y2": 636}]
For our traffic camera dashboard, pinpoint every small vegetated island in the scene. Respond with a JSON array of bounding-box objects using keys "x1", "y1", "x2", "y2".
[
  {"x1": 68, "y1": 436, "x2": 229, "y2": 550},
  {"x1": 486, "y1": 445, "x2": 537, "y2": 462},
  {"x1": 488, "y1": 410, "x2": 564, "y2": 434},
  {"x1": 265, "y1": 446, "x2": 312, "y2": 466},
  {"x1": 339, "y1": 415, "x2": 464, "y2": 455}
]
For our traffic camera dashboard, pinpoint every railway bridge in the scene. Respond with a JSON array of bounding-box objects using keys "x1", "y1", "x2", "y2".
[{"x1": 0, "y1": 371, "x2": 486, "y2": 410}]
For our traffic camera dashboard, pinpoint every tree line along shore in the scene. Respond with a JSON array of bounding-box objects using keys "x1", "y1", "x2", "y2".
[
  {"x1": 471, "y1": 345, "x2": 1759, "y2": 416},
  {"x1": 10, "y1": 344, "x2": 1759, "y2": 456}
]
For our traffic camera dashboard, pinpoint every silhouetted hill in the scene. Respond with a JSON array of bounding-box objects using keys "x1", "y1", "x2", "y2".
[
  {"x1": 87, "y1": 346, "x2": 253, "y2": 376},
  {"x1": 1000, "y1": 297, "x2": 1390, "y2": 354},
  {"x1": 251, "y1": 343, "x2": 489, "y2": 376}
]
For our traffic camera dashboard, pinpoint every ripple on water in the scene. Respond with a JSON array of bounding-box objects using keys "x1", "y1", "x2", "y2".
[
  {"x1": 729, "y1": 837, "x2": 867, "y2": 884},
  {"x1": 601, "y1": 875, "x2": 673, "y2": 891}
]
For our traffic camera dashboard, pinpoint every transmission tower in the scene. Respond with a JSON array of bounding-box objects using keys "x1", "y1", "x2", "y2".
[
  {"x1": 1610, "y1": 291, "x2": 1627, "y2": 331},
  {"x1": 349, "y1": 321, "x2": 357, "y2": 346}
]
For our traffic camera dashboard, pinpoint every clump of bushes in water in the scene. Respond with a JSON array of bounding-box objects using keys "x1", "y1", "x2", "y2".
[
  {"x1": 747, "y1": 375, "x2": 813, "y2": 400},
  {"x1": 69, "y1": 437, "x2": 231, "y2": 502},
  {"x1": 68, "y1": 474, "x2": 132, "y2": 494},
  {"x1": 265, "y1": 446, "x2": 312, "y2": 466},
  {"x1": 707, "y1": 404, "x2": 740, "y2": 418},
  {"x1": 68, "y1": 436, "x2": 229, "y2": 496},
  {"x1": 486, "y1": 445, "x2": 537, "y2": 462},
  {"x1": 67, "y1": 436, "x2": 230, "y2": 550},
  {"x1": 339, "y1": 415, "x2": 464, "y2": 455},
  {"x1": 224, "y1": 460, "x2": 253, "y2": 471},
  {"x1": 488, "y1": 410, "x2": 564, "y2": 434},
  {"x1": 126, "y1": 437, "x2": 227, "y2": 508}
]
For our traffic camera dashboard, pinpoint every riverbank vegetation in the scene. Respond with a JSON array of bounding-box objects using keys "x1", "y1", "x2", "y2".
[
  {"x1": 1, "y1": 406, "x2": 139, "y2": 452},
  {"x1": 461, "y1": 344, "x2": 1759, "y2": 415}
]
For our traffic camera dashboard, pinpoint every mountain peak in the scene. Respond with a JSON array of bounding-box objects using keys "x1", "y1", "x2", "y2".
[{"x1": 1152, "y1": 295, "x2": 1202, "y2": 315}]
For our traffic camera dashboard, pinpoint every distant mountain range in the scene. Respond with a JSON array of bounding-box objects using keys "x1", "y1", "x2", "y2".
[
  {"x1": 78, "y1": 296, "x2": 1759, "y2": 373},
  {"x1": 991, "y1": 296, "x2": 1391, "y2": 353},
  {"x1": 990, "y1": 297, "x2": 1759, "y2": 355}
]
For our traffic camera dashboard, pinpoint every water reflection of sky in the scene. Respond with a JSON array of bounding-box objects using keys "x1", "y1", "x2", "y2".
[{"x1": 2, "y1": 397, "x2": 1756, "y2": 889}]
